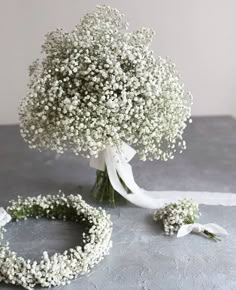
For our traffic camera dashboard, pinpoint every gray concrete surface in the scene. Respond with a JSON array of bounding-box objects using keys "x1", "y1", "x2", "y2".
[{"x1": 0, "y1": 116, "x2": 236, "y2": 290}]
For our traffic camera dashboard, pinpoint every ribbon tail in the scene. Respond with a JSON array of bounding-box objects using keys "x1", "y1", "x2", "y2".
[
  {"x1": 113, "y1": 146, "x2": 236, "y2": 208},
  {"x1": 113, "y1": 149, "x2": 167, "y2": 208},
  {"x1": 203, "y1": 223, "x2": 228, "y2": 235},
  {"x1": 91, "y1": 142, "x2": 236, "y2": 209},
  {"x1": 143, "y1": 190, "x2": 236, "y2": 207},
  {"x1": 104, "y1": 148, "x2": 157, "y2": 208}
]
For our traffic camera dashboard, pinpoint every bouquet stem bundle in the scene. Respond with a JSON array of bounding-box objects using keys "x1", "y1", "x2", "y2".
[{"x1": 92, "y1": 168, "x2": 128, "y2": 206}]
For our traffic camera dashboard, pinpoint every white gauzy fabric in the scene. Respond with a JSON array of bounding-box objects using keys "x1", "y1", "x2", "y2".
[
  {"x1": 177, "y1": 223, "x2": 228, "y2": 238},
  {"x1": 0, "y1": 207, "x2": 11, "y2": 227},
  {"x1": 90, "y1": 142, "x2": 236, "y2": 209}
]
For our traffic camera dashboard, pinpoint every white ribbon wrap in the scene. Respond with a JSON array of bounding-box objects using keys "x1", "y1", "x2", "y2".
[
  {"x1": 0, "y1": 207, "x2": 11, "y2": 227},
  {"x1": 90, "y1": 142, "x2": 236, "y2": 209},
  {"x1": 177, "y1": 223, "x2": 228, "y2": 238}
]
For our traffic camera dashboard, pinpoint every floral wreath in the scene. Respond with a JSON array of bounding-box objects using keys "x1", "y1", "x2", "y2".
[{"x1": 0, "y1": 193, "x2": 112, "y2": 290}]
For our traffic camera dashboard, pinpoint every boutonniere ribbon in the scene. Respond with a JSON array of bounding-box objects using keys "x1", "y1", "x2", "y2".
[{"x1": 177, "y1": 223, "x2": 228, "y2": 241}]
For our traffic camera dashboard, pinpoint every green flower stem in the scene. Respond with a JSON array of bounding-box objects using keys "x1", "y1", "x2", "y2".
[
  {"x1": 91, "y1": 168, "x2": 128, "y2": 206},
  {"x1": 203, "y1": 230, "x2": 221, "y2": 241}
]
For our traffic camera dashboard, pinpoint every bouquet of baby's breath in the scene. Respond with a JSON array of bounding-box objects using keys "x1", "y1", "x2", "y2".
[{"x1": 19, "y1": 5, "x2": 192, "y2": 204}]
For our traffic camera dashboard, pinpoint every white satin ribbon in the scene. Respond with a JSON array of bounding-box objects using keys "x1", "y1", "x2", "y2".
[
  {"x1": 177, "y1": 223, "x2": 228, "y2": 238},
  {"x1": 0, "y1": 207, "x2": 11, "y2": 227},
  {"x1": 90, "y1": 142, "x2": 236, "y2": 209}
]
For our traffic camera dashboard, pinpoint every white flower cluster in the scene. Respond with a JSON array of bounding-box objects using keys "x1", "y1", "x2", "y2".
[
  {"x1": 153, "y1": 199, "x2": 199, "y2": 235},
  {"x1": 19, "y1": 5, "x2": 192, "y2": 161},
  {"x1": 0, "y1": 193, "x2": 112, "y2": 289}
]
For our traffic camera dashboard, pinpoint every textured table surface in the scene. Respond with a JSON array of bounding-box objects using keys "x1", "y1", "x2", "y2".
[{"x1": 0, "y1": 116, "x2": 236, "y2": 290}]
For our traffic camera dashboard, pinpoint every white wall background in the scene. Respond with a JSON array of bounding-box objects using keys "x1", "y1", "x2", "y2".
[{"x1": 0, "y1": 0, "x2": 235, "y2": 124}]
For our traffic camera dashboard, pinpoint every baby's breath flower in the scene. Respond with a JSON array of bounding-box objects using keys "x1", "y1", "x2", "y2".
[{"x1": 19, "y1": 5, "x2": 192, "y2": 161}]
